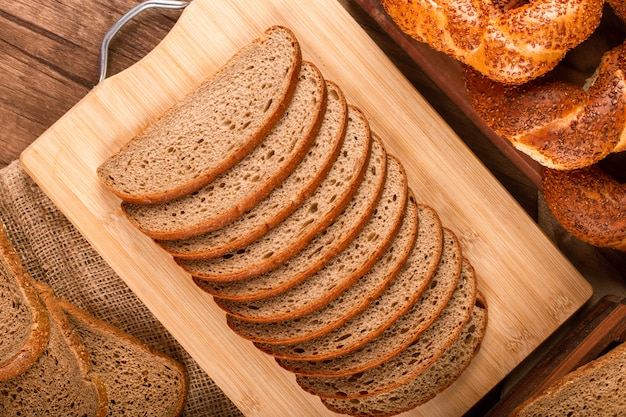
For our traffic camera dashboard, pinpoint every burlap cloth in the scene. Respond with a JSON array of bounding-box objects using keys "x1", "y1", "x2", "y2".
[{"x1": 0, "y1": 159, "x2": 243, "y2": 417}]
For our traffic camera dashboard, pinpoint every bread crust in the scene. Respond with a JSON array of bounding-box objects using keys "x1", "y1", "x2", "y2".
[
  {"x1": 511, "y1": 337, "x2": 626, "y2": 416},
  {"x1": 33, "y1": 282, "x2": 109, "y2": 417},
  {"x1": 0, "y1": 224, "x2": 50, "y2": 381},
  {"x1": 196, "y1": 133, "x2": 387, "y2": 302},
  {"x1": 158, "y1": 80, "x2": 348, "y2": 259},
  {"x1": 543, "y1": 166, "x2": 626, "y2": 251},
  {"x1": 321, "y1": 293, "x2": 488, "y2": 417},
  {"x1": 57, "y1": 298, "x2": 189, "y2": 417},
  {"x1": 292, "y1": 256, "x2": 477, "y2": 396},
  {"x1": 226, "y1": 190, "x2": 419, "y2": 345},
  {"x1": 274, "y1": 226, "x2": 461, "y2": 377},
  {"x1": 97, "y1": 26, "x2": 303, "y2": 204},
  {"x1": 176, "y1": 105, "x2": 373, "y2": 282},
  {"x1": 214, "y1": 154, "x2": 408, "y2": 323},
  {"x1": 464, "y1": 40, "x2": 626, "y2": 170},
  {"x1": 120, "y1": 60, "x2": 327, "y2": 240}
]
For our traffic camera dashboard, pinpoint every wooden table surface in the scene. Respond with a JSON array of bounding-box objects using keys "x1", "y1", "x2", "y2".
[{"x1": 2, "y1": 0, "x2": 625, "y2": 415}]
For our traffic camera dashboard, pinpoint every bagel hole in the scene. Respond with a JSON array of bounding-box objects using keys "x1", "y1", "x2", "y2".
[
  {"x1": 551, "y1": 5, "x2": 626, "y2": 88},
  {"x1": 598, "y1": 153, "x2": 626, "y2": 184}
]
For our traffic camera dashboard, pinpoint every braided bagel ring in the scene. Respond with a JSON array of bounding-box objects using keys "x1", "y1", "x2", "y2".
[
  {"x1": 464, "y1": 41, "x2": 626, "y2": 170},
  {"x1": 543, "y1": 166, "x2": 626, "y2": 251},
  {"x1": 609, "y1": 0, "x2": 626, "y2": 21},
  {"x1": 381, "y1": 0, "x2": 604, "y2": 85}
]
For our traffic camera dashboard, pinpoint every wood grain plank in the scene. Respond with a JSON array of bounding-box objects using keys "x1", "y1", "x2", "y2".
[
  {"x1": 0, "y1": 36, "x2": 88, "y2": 160},
  {"x1": 0, "y1": 0, "x2": 183, "y2": 168}
]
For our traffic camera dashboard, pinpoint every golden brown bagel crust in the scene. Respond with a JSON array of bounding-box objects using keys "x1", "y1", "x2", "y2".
[
  {"x1": 464, "y1": 41, "x2": 626, "y2": 170},
  {"x1": 609, "y1": 0, "x2": 626, "y2": 22},
  {"x1": 543, "y1": 166, "x2": 626, "y2": 251},
  {"x1": 380, "y1": 0, "x2": 604, "y2": 85}
]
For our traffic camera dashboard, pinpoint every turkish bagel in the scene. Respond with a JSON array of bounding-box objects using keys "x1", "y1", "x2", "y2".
[
  {"x1": 462, "y1": 2, "x2": 626, "y2": 251},
  {"x1": 543, "y1": 165, "x2": 626, "y2": 252},
  {"x1": 380, "y1": 0, "x2": 604, "y2": 85},
  {"x1": 464, "y1": 39, "x2": 626, "y2": 170}
]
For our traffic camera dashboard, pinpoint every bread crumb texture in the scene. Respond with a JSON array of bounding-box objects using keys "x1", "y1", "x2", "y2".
[{"x1": 97, "y1": 26, "x2": 489, "y2": 417}]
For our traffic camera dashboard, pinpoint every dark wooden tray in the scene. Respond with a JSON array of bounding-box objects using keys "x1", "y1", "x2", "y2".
[{"x1": 485, "y1": 295, "x2": 626, "y2": 415}]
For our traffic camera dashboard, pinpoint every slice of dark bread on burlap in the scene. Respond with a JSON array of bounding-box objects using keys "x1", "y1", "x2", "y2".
[
  {"x1": 0, "y1": 282, "x2": 108, "y2": 416},
  {"x1": 121, "y1": 61, "x2": 326, "y2": 240},
  {"x1": 196, "y1": 133, "x2": 387, "y2": 302},
  {"x1": 158, "y1": 80, "x2": 348, "y2": 259},
  {"x1": 0, "y1": 224, "x2": 50, "y2": 381},
  {"x1": 214, "y1": 155, "x2": 408, "y2": 323},
  {"x1": 226, "y1": 190, "x2": 420, "y2": 344},
  {"x1": 294, "y1": 256, "x2": 477, "y2": 399},
  {"x1": 58, "y1": 298, "x2": 189, "y2": 417},
  {"x1": 277, "y1": 227, "x2": 462, "y2": 377},
  {"x1": 97, "y1": 26, "x2": 302, "y2": 204},
  {"x1": 177, "y1": 105, "x2": 372, "y2": 282},
  {"x1": 511, "y1": 336, "x2": 626, "y2": 416},
  {"x1": 253, "y1": 197, "x2": 442, "y2": 360},
  {"x1": 321, "y1": 292, "x2": 488, "y2": 417}
]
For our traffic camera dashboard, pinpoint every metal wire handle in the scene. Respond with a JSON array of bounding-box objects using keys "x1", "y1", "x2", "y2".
[{"x1": 98, "y1": 0, "x2": 191, "y2": 83}]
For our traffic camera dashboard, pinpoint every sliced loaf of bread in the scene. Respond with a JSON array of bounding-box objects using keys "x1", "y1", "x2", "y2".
[
  {"x1": 0, "y1": 282, "x2": 109, "y2": 416},
  {"x1": 97, "y1": 26, "x2": 302, "y2": 204},
  {"x1": 511, "y1": 338, "x2": 626, "y2": 417},
  {"x1": 321, "y1": 292, "x2": 488, "y2": 417},
  {"x1": 121, "y1": 61, "x2": 326, "y2": 240},
  {"x1": 196, "y1": 133, "x2": 387, "y2": 301},
  {"x1": 254, "y1": 197, "x2": 442, "y2": 360},
  {"x1": 294, "y1": 257, "x2": 477, "y2": 398},
  {"x1": 215, "y1": 155, "x2": 408, "y2": 323},
  {"x1": 226, "y1": 190, "x2": 419, "y2": 344},
  {"x1": 276, "y1": 227, "x2": 461, "y2": 377},
  {"x1": 177, "y1": 105, "x2": 372, "y2": 282},
  {"x1": 0, "y1": 225, "x2": 50, "y2": 381},
  {"x1": 157, "y1": 81, "x2": 348, "y2": 259},
  {"x1": 58, "y1": 298, "x2": 189, "y2": 417}
]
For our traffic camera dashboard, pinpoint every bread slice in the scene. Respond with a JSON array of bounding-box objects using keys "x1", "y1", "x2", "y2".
[
  {"x1": 215, "y1": 155, "x2": 408, "y2": 323},
  {"x1": 0, "y1": 282, "x2": 108, "y2": 416},
  {"x1": 97, "y1": 26, "x2": 302, "y2": 204},
  {"x1": 158, "y1": 80, "x2": 348, "y2": 259},
  {"x1": 226, "y1": 190, "x2": 420, "y2": 344},
  {"x1": 177, "y1": 105, "x2": 372, "y2": 282},
  {"x1": 511, "y1": 338, "x2": 626, "y2": 417},
  {"x1": 294, "y1": 257, "x2": 477, "y2": 398},
  {"x1": 196, "y1": 133, "x2": 387, "y2": 302},
  {"x1": 277, "y1": 228, "x2": 462, "y2": 377},
  {"x1": 321, "y1": 292, "x2": 488, "y2": 417},
  {"x1": 120, "y1": 60, "x2": 326, "y2": 240},
  {"x1": 0, "y1": 224, "x2": 50, "y2": 381},
  {"x1": 253, "y1": 197, "x2": 440, "y2": 359},
  {"x1": 58, "y1": 298, "x2": 189, "y2": 417}
]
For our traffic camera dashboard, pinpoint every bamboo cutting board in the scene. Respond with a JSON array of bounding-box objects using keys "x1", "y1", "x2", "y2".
[{"x1": 20, "y1": 0, "x2": 592, "y2": 415}]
